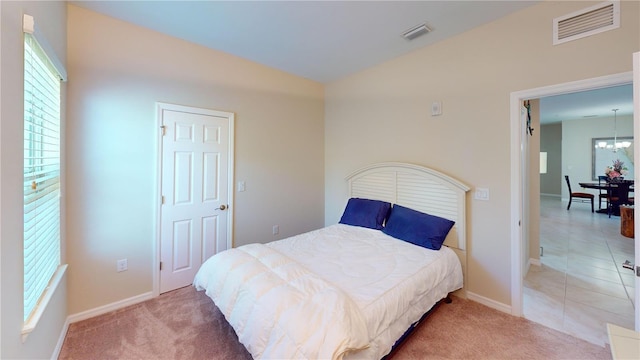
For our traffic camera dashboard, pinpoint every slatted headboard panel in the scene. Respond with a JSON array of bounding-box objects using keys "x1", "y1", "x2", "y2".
[{"x1": 346, "y1": 162, "x2": 470, "y2": 251}]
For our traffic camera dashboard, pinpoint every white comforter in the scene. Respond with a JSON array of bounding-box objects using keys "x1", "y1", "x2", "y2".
[
  {"x1": 193, "y1": 242, "x2": 370, "y2": 360},
  {"x1": 194, "y1": 224, "x2": 463, "y2": 360}
]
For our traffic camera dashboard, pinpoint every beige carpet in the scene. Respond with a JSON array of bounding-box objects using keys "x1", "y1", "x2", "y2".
[
  {"x1": 59, "y1": 286, "x2": 612, "y2": 360},
  {"x1": 59, "y1": 286, "x2": 251, "y2": 360},
  {"x1": 386, "y1": 298, "x2": 611, "y2": 360}
]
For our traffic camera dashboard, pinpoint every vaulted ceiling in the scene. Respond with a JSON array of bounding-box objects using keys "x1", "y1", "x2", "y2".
[{"x1": 71, "y1": 1, "x2": 634, "y2": 123}]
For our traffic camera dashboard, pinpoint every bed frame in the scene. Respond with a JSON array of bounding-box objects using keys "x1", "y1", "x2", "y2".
[{"x1": 346, "y1": 162, "x2": 470, "y2": 296}]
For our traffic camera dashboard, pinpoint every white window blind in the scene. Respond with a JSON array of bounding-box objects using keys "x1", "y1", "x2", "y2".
[{"x1": 23, "y1": 33, "x2": 62, "y2": 322}]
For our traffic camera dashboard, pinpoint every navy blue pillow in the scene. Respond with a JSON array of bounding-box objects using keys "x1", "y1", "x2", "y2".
[
  {"x1": 382, "y1": 204, "x2": 455, "y2": 250},
  {"x1": 339, "y1": 198, "x2": 391, "y2": 230}
]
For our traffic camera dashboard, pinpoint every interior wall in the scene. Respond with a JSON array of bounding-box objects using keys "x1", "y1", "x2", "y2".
[
  {"x1": 324, "y1": 0, "x2": 639, "y2": 306},
  {"x1": 562, "y1": 114, "x2": 634, "y2": 200},
  {"x1": 540, "y1": 123, "x2": 562, "y2": 196},
  {"x1": 1, "y1": 1, "x2": 68, "y2": 358},
  {"x1": 66, "y1": 5, "x2": 325, "y2": 315}
]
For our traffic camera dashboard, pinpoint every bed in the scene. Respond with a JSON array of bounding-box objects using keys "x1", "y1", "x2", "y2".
[{"x1": 193, "y1": 162, "x2": 470, "y2": 359}]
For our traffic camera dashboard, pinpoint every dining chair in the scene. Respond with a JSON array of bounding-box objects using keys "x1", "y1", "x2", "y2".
[
  {"x1": 565, "y1": 175, "x2": 594, "y2": 212},
  {"x1": 597, "y1": 175, "x2": 610, "y2": 210},
  {"x1": 607, "y1": 181, "x2": 633, "y2": 218}
]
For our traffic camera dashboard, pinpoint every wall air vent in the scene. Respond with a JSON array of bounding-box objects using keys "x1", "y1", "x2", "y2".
[{"x1": 553, "y1": 1, "x2": 619, "y2": 45}]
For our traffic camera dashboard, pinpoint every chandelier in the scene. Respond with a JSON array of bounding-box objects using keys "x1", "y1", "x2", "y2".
[{"x1": 595, "y1": 108, "x2": 631, "y2": 152}]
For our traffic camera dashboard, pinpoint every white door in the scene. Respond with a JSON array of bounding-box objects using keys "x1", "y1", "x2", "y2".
[
  {"x1": 159, "y1": 103, "x2": 234, "y2": 294},
  {"x1": 633, "y1": 51, "x2": 640, "y2": 330}
]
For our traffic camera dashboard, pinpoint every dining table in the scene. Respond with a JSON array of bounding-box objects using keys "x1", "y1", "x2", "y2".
[{"x1": 579, "y1": 180, "x2": 634, "y2": 216}]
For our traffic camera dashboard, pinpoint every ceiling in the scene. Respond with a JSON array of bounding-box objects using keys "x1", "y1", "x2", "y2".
[
  {"x1": 539, "y1": 84, "x2": 634, "y2": 124},
  {"x1": 71, "y1": 0, "x2": 634, "y2": 123}
]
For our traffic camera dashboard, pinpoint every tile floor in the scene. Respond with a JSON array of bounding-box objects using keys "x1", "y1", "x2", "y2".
[{"x1": 524, "y1": 195, "x2": 636, "y2": 347}]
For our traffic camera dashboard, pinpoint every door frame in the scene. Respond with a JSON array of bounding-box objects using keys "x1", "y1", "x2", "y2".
[
  {"x1": 510, "y1": 71, "x2": 634, "y2": 318},
  {"x1": 153, "y1": 102, "x2": 235, "y2": 297},
  {"x1": 634, "y1": 52, "x2": 640, "y2": 330}
]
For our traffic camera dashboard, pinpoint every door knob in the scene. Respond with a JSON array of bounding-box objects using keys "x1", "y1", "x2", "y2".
[{"x1": 215, "y1": 204, "x2": 227, "y2": 211}]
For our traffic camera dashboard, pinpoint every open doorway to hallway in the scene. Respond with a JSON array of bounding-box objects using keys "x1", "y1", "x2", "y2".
[
  {"x1": 520, "y1": 83, "x2": 635, "y2": 346},
  {"x1": 511, "y1": 74, "x2": 637, "y2": 345}
]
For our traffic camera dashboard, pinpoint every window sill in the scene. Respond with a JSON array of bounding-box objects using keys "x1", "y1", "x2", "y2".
[{"x1": 21, "y1": 264, "x2": 68, "y2": 342}]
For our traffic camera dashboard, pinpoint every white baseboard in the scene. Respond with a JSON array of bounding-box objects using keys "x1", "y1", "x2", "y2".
[
  {"x1": 467, "y1": 291, "x2": 512, "y2": 314},
  {"x1": 540, "y1": 193, "x2": 561, "y2": 198},
  {"x1": 529, "y1": 258, "x2": 541, "y2": 267},
  {"x1": 51, "y1": 318, "x2": 70, "y2": 360},
  {"x1": 53, "y1": 292, "x2": 155, "y2": 359},
  {"x1": 525, "y1": 258, "x2": 541, "y2": 277},
  {"x1": 67, "y1": 291, "x2": 155, "y2": 324}
]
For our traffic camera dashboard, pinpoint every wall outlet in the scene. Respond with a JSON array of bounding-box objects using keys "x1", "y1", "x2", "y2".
[
  {"x1": 272, "y1": 225, "x2": 279, "y2": 235},
  {"x1": 117, "y1": 258, "x2": 128, "y2": 272}
]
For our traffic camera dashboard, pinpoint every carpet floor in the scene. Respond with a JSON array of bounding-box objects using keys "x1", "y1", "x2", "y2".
[{"x1": 58, "y1": 286, "x2": 612, "y2": 359}]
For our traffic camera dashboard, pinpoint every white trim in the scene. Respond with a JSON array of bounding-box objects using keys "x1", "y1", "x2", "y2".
[
  {"x1": 510, "y1": 71, "x2": 633, "y2": 317},
  {"x1": 529, "y1": 258, "x2": 541, "y2": 267},
  {"x1": 467, "y1": 291, "x2": 511, "y2": 315},
  {"x1": 21, "y1": 264, "x2": 68, "y2": 341},
  {"x1": 56, "y1": 291, "x2": 155, "y2": 358},
  {"x1": 22, "y1": 14, "x2": 67, "y2": 81},
  {"x1": 154, "y1": 105, "x2": 162, "y2": 298},
  {"x1": 154, "y1": 102, "x2": 235, "y2": 296},
  {"x1": 51, "y1": 318, "x2": 70, "y2": 360},
  {"x1": 0, "y1": 1, "x2": 3, "y2": 354},
  {"x1": 633, "y1": 51, "x2": 640, "y2": 332},
  {"x1": 67, "y1": 291, "x2": 154, "y2": 324}
]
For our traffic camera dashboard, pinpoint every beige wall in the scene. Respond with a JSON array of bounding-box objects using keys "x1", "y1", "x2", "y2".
[
  {"x1": 528, "y1": 99, "x2": 541, "y2": 266},
  {"x1": 3, "y1": 2, "x2": 638, "y2": 352},
  {"x1": 325, "y1": 1, "x2": 639, "y2": 306},
  {"x1": 562, "y1": 114, "x2": 634, "y2": 199},
  {"x1": 540, "y1": 123, "x2": 562, "y2": 196},
  {"x1": 65, "y1": 5, "x2": 324, "y2": 315},
  {"x1": 1, "y1": 1, "x2": 68, "y2": 358},
  {"x1": 541, "y1": 114, "x2": 633, "y2": 201}
]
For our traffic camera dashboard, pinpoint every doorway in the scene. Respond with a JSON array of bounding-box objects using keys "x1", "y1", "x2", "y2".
[
  {"x1": 529, "y1": 86, "x2": 635, "y2": 345},
  {"x1": 528, "y1": 195, "x2": 635, "y2": 345},
  {"x1": 155, "y1": 102, "x2": 235, "y2": 294},
  {"x1": 510, "y1": 72, "x2": 638, "y2": 334}
]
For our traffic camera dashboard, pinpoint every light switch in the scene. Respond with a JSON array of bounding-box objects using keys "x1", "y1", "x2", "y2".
[
  {"x1": 475, "y1": 188, "x2": 489, "y2": 201},
  {"x1": 431, "y1": 101, "x2": 442, "y2": 116},
  {"x1": 238, "y1": 181, "x2": 246, "y2": 192}
]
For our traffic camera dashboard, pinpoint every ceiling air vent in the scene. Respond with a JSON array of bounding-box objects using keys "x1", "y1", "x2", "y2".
[
  {"x1": 402, "y1": 23, "x2": 431, "y2": 41},
  {"x1": 553, "y1": 1, "x2": 619, "y2": 45}
]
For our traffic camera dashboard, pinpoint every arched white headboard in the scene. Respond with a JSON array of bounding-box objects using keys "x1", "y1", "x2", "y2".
[{"x1": 346, "y1": 162, "x2": 470, "y2": 251}]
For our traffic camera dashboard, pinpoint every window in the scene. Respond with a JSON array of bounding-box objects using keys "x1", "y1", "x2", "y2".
[{"x1": 23, "y1": 30, "x2": 63, "y2": 325}]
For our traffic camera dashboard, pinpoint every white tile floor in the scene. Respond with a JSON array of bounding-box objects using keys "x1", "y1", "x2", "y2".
[{"x1": 524, "y1": 195, "x2": 635, "y2": 347}]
